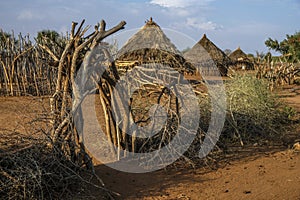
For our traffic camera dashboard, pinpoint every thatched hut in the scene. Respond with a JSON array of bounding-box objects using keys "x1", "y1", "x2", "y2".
[
  {"x1": 183, "y1": 34, "x2": 230, "y2": 76},
  {"x1": 115, "y1": 18, "x2": 196, "y2": 76},
  {"x1": 229, "y1": 47, "x2": 254, "y2": 70}
]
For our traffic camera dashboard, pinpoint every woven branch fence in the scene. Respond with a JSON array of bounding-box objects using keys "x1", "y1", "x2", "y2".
[{"x1": 0, "y1": 31, "x2": 60, "y2": 96}]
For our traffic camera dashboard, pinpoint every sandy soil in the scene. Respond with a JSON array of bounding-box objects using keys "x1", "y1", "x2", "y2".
[
  {"x1": 0, "y1": 96, "x2": 49, "y2": 153},
  {"x1": 94, "y1": 150, "x2": 300, "y2": 200},
  {"x1": 0, "y1": 85, "x2": 300, "y2": 200},
  {"x1": 89, "y1": 85, "x2": 300, "y2": 200}
]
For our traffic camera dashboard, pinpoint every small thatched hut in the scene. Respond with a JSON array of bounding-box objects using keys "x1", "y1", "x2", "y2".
[
  {"x1": 229, "y1": 47, "x2": 254, "y2": 70},
  {"x1": 115, "y1": 18, "x2": 196, "y2": 76},
  {"x1": 183, "y1": 34, "x2": 231, "y2": 76}
]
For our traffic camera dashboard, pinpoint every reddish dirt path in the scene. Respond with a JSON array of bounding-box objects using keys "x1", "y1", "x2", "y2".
[
  {"x1": 0, "y1": 96, "x2": 49, "y2": 132},
  {"x1": 0, "y1": 85, "x2": 299, "y2": 200},
  {"x1": 94, "y1": 150, "x2": 300, "y2": 199},
  {"x1": 280, "y1": 85, "x2": 300, "y2": 111},
  {"x1": 0, "y1": 96, "x2": 49, "y2": 152},
  {"x1": 91, "y1": 85, "x2": 300, "y2": 200}
]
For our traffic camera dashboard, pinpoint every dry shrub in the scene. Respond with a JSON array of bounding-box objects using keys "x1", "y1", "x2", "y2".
[
  {"x1": 1, "y1": 142, "x2": 76, "y2": 199},
  {"x1": 188, "y1": 75, "x2": 295, "y2": 158},
  {"x1": 181, "y1": 75, "x2": 296, "y2": 169},
  {"x1": 223, "y1": 75, "x2": 295, "y2": 144},
  {"x1": 0, "y1": 133, "x2": 108, "y2": 200}
]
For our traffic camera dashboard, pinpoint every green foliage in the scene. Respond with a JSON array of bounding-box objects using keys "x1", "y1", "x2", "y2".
[
  {"x1": 224, "y1": 75, "x2": 294, "y2": 143},
  {"x1": 36, "y1": 30, "x2": 60, "y2": 43},
  {"x1": 36, "y1": 30, "x2": 67, "y2": 51},
  {"x1": 36, "y1": 30, "x2": 67, "y2": 61},
  {"x1": 265, "y1": 31, "x2": 300, "y2": 62},
  {"x1": 0, "y1": 31, "x2": 12, "y2": 43},
  {"x1": 247, "y1": 53, "x2": 254, "y2": 58},
  {"x1": 197, "y1": 75, "x2": 295, "y2": 148},
  {"x1": 282, "y1": 105, "x2": 297, "y2": 120}
]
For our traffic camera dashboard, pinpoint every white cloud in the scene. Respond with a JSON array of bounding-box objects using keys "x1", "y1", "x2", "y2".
[
  {"x1": 17, "y1": 10, "x2": 34, "y2": 20},
  {"x1": 129, "y1": 8, "x2": 140, "y2": 15},
  {"x1": 59, "y1": 6, "x2": 81, "y2": 14},
  {"x1": 149, "y1": 0, "x2": 214, "y2": 8},
  {"x1": 174, "y1": 8, "x2": 190, "y2": 17},
  {"x1": 186, "y1": 17, "x2": 222, "y2": 30},
  {"x1": 17, "y1": 10, "x2": 44, "y2": 21},
  {"x1": 149, "y1": 0, "x2": 219, "y2": 30}
]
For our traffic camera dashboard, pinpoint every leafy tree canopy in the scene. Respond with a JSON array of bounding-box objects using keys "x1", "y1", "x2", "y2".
[
  {"x1": 37, "y1": 30, "x2": 60, "y2": 42},
  {"x1": 0, "y1": 31, "x2": 12, "y2": 43},
  {"x1": 36, "y1": 30, "x2": 67, "y2": 51},
  {"x1": 265, "y1": 31, "x2": 300, "y2": 62}
]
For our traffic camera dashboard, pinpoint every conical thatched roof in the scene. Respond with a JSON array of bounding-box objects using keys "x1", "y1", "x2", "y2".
[
  {"x1": 229, "y1": 47, "x2": 254, "y2": 70},
  {"x1": 116, "y1": 18, "x2": 196, "y2": 75},
  {"x1": 184, "y1": 34, "x2": 231, "y2": 76},
  {"x1": 229, "y1": 47, "x2": 248, "y2": 61},
  {"x1": 118, "y1": 17, "x2": 181, "y2": 56}
]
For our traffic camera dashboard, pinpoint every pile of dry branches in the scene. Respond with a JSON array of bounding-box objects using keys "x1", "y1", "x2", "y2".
[
  {"x1": 0, "y1": 142, "x2": 82, "y2": 199},
  {"x1": 0, "y1": 19, "x2": 127, "y2": 199},
  {"x1": 0, "y1": 130, "x2": 116, "y2": 199}
]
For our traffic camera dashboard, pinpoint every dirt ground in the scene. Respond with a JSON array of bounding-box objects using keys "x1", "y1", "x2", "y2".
[
  {"x1": 0, "y1": 86, "x2": 300, "y2": 200},
  {"x1": 0, "y1": 96, "x2": 49, "y2": 153}
]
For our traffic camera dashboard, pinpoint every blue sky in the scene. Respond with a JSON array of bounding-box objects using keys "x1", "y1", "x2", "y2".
[{"x1": 0, "y1": 0, "x2": 299, "y2": 54}]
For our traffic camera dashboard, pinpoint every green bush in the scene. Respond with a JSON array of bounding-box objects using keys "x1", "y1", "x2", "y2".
[{"x1": 198, "y1": 75, "x2": 295, "y2": 147}]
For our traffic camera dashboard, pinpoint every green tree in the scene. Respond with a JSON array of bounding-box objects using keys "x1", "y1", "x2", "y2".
[
  {"x1": 36, "y1": 30, "x2": 67, "y2": 62},
  {"x1": 0, "y1": 31, "x2": 12, "y2": 43},
  {"x1": 36, "y1": 30, "x2": 67, "y2": 50},
  {"x1": 36, "y1": 30, "x2": 60, "y2": 43},
  {"x1": 265, "y1": 31, "x2": 300, "y2": 62},
  {"x1": 247, "y1": 53, "x2": 254, "y2": 58}
]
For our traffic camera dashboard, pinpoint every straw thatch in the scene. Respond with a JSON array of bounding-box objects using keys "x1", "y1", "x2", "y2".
[
  {"x1": 229, "y1": 47, "x2": 254, "y2": 70},
  {"x1": 184, "y1": 34, "x2": 230, "y2": 76},
  {"x1": 116, "y1": 18, "x2": 196, "y2": 75}
]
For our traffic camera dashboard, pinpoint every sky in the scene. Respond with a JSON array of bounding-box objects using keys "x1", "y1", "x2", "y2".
[{"x1": 0, "y1": 0, "x2": 299, "y2": 54}]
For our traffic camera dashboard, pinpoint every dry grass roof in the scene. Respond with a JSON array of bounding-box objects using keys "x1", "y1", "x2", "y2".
[
  {"x1": 116, "y1": 18, "x2": 196, "y2": 75},
  {"x1": 117, "y1": 17, "x2": 181, "y2": 57},
  {"x1": 228, "y1": 47, "x2": 254, "y2": 70},
  {"x1": 229, "y1": 47, "x2": 249, "y2": 61},
  {"x1": 183, "y1": 34, "x2": 231, "y2": 76}
]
